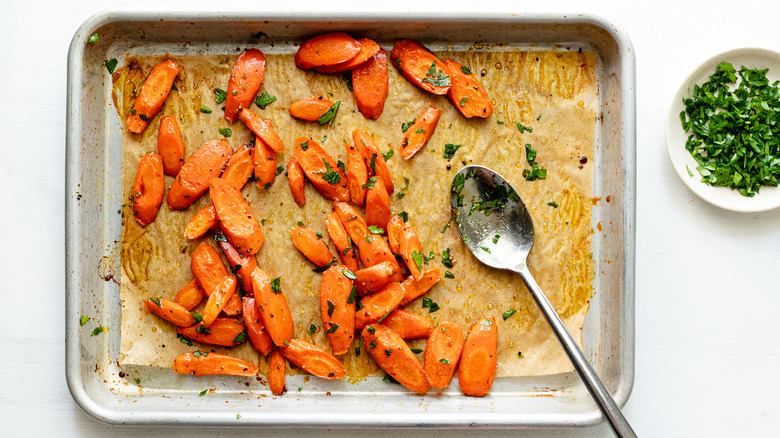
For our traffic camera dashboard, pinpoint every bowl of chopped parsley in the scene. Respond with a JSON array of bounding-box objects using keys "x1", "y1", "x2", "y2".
[{"x1": 667, "y1": 48, "x2": 780, "y2": 212}]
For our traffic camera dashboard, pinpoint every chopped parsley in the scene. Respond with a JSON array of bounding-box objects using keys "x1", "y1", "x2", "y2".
[
  {"x1": 382, "y1": 149, "x2": 394, "y2": 161},
  {"x1": 347, "y1": 285, "x2": 356, "y2": 304},
  {"x1": 444, "y1": 271, "x2": 455, "y2": 279},
  {"x1": 276, "y1": 166, "x2": 284, "y2": 175},
  {"x1": 177, "y1": 333, "x2": 193, "y2": 346},
  {"x1": 547, "y1": 200, "x2": 558, "y2": 208},
  {"x1": 516, "y1": 122, "x2": 533, "y2": 133},
  {"x1": 327, "y1": 299, "x2": 335, "y2": 317},
  {"x1": 199, "y1": 389, "x2": 208, "y2": 396},
  {"x1": 218, "y1": 128, "x2": 232, "y2": 138},
  {"x1": 459, "y1": 97, "x2": 469, "y2": 107},
  {"x1": 105, "y1": 58, "x2": 118, "y2": 74},
  {"x1": 270, "y1": 277, "x2": 282, "y2": 293},
  {"x1": 383, "y1": 373, "x2": 399, "y2": 384},
  {"x1": 480, "y1": 246, "x2": 491, "y2": 253},
  {"x1": 318, "y1": 101, "x2": 340, "y2": 125},
  {"x1": 422, "y1": 297, "x2": 440, "y2": 313},
  {"x1": 213, "y1": 233, "x2": 228, "y2": 242},
  {"x1": 199, "y1": 105, "x2": 212, "y2": 114},
  {"x1": 441, "y1": 248, "x2": 453, "y2": 268},
  {"x1": 300, "y1": 140, "x2": 309, "y2": 151},
  {"x1": 79, "y1": 315, "x2": 90, "y2": 326},
  {"x1": 214, "y1": 88, "x2": 227, "y2": 103},
  {"x1": 193, "y1": 350, "x2": 209, "y2": 358},
  {"x1": 366, "y1": 176, "x2": 378, "y2": 190},
  {"x1": 415, "y1": 127, "x2": 426, "y2": 134},
  {"x1": 422, "y1": 62, "x2": 451, "y2": 87},
  {"x1": 321, "y1": 160, "x2": 341, "y2": 184},
  {"x1": 468, "y1": 183, "x2": 521, "y2": 216},
  {"x1": 196, "y1": 325, "x2": 211, "y2": 335},
  {"x1": 492, "y1": 234, "x2": 501, "y2": 244},
  {"x1": 232, "y1": 331, "x2": 247, "y2": 344},
  {"x1": 439, "y1": 358, "x2": 451, "y2": 364},
  {"x1": 308, "y1": 324, "x2": 319, "y2": 334},
  {"x1": 150, "y1": 297, "x2": 162, "y2": 307},
  {"x1": 411, "y1": 250, "x2": 423, "y2": 271},
  {"x1": 401, "y1": 119, "x2": 416, "y2": 132},
  {"x1": 443, "y1": 143, "x2": 462, "y2": 160},
  {"x1": 398, "y1": 211, "x2": 409, "y2": 222},
  {"x1": 480, "y1": 318, "x2": 493, "y2": 326},
  {"x1": 342, "y1": 73, "x2": 353, "y2": 91},
  {"x1": 312, "y1": 258, "x2": 336, "y2": 273},
  {"x1": 502, "y1": 309, "x2": 517, "y2": 320},
  {"x1": 254, "y1": 91, "x2": 277, "y2": 109},
  {"x1": 191, "y1": 313, "x2": 203, "y2": 323},
  {"x1": 460, "y1": 65, "x2": 472, "y2": 75},
  {"x1": 367, "y1": 225, "x2": 384, "y2": 234},
  {"x1": 369, "y1": 340, "x2": 377, "y2": 349},
  {"x1": 385, "y1": 349, "x2": 393, "y2": 356},
  {"x1": 410, "y1": 348, "x2": 423, "y2": 354},
  {"x1": 87, "y1": 32, "x2": 100, "y2": 43},
  {"x1": 90, "y1": 326, "x2": 104, "y2": 336},
  {"x1": 367, "y1": 326, "x2": 376, "y2": 334}
]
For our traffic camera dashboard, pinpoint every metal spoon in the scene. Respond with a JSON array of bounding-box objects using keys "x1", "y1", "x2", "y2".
[{"x1": 450, "y1": 165, "x2": 636, "y2": 438}]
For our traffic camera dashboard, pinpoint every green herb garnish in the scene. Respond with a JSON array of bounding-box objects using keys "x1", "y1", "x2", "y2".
[
  {"x1": 150, "y1": 297, "x2": 162, "y2": 307},
  {"x1": 411, "y1": 250, "x2": 423, "y2": 271},
  {"x1": 80, "y1": 315, "x2": 90, "y2": 326},
  {"x1": 327, "y1": 299, "x2": 335, "y2": 317},
  {"x1": 366, "y1": 176, "x2": 378, "y2": 190},
  {"x1": 199, "y1": 389, "x2": 208, "y2": 396},
  {"x1": 439, "y1": 358, "x2": 450, "y2": 364},
  {"x1": 547, "y1": 200, "x2": 558, "y2": 208},
  {"x1": 199, "y1": 105, "x2": 212, "y2": 114},
  {"x1": 321, "y1": 159, "x2": 341, "y2": 184},
  {"x1": 105, "y1": 58, "x2": 118, "y2": 73},
  {"x1": 401, "y1": 119, "x2": 416, "y2": 132},
  {"x1": 318, "y1": 101, "x2": 340, "y2": 125},
  {"x1": 312, "y1": 258, "x2": 336, "y2": 273},
  {"x1": 443, "y1": 143, "x2": 462, "y2": 160},
  {"x1": 214, "y1": 88, "x2": 227, "y2": 103},
  {"x1": 459, "y1": 97, "x2": 469, "y2": 107},
  {"x1": 177, "y1": 333, "x2": 193, "y2": 346},
  {"x1": 502, "y1": 309, "x2": 517, "y2": 320},
  {"x1": 441, "y1": 248, "x2": 453, "y2": 268},
  {"x1": 342, "y1": 73, "x2": 353, "y2": 91},
  {"x1": 460, "y1": 66, "x2": 472, "y2": 75},
  {"x1": 87, "y1": 33, "x2": 100, "y2": 43},
  {"x1": 254, "y1": 91, "x2": 277, "y2": 109},
  {"x1": 308, "y1": 324, "x2": 319, "y2": 335},
  {"x1": 382, "y1": 149, "x2": 394, "y2": 161},
  {"x1": 270, "y1": 277, "x2": 281, "y2": 293},
  {"x1": 444, "y1": 271, "x2": 455, "y2": 279},
  {"x1": 90, "y1": 326, "x2": 104, "y2": 336},
  {"x1": 422, "y1": 297, "x2": 440, "y2": 313},
  {"x1": 219, "y1": 128, "x2": 232, "y2": 138},
  {"x1": 410, "y1": 348, "x2": 423, "y2": 354},
  {"x1": 232, "y1": 331, "x2": 247, "y2": 344},
  {"x1": 367, "y1": 225, "x2": 383, "y2": 234},
  {"x1": 517, "y1": 122, "x2": 533, "y2": 133}
]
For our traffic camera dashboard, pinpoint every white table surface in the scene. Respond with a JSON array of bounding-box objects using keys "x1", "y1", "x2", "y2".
[{"x1": 2, "y1": 1, "x2": 779, "y2": 436}]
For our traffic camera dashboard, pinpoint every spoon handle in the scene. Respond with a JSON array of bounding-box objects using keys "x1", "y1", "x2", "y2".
[{"x1": 516, "y1": 266, "x2": 637, "y2": 438}]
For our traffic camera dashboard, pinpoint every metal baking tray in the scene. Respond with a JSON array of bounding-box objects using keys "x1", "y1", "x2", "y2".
[{"x1": 65, "y1": 10, "x2": 635, "y2": 428}]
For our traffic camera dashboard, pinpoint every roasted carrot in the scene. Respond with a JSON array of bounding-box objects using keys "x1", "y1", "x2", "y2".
[
  {"x1": 210, "y1": 178, "x2": 264, "y2": 256},
  {"x1": 424, "y1": 321, "x2": 464, "y2": 389},
  {"x1": 202, "y1": 275, "x2": 237, "y2": 326},
  {"x1": 183, "y1": 204, "x2": 218, "y2": 240},
  {"x1": 238, "y1": 109, "x2": 284, "y2": 152},
  {"x1": 316, "y1": 38, "x2": 380, "y2": 73},
  {"x1": 132, "y1": 152, "x2": 165, "y2": 226},
  {"x1": 190, "y1": 243, "x2": 242, "y2": 316},
  {"x1": 144, "y1": 298, "x2": 196, "y2": 327},
  {"x1": 332, "y1": 202, "x2": 398, "y2": 269},
  {"x1": 442, "y1": 58, "x2": 493, "y2": 118},
  {"x1": 242, "y1": 297, "x2": 273, "y2": 355},
  {"x1": 390, "y1": 40, "x2": 451, "y2": 95},
  {"x1": 278, "y1": 338, "x2": 346, "y2": 379},
  {"x1": 352, "y1": 130, "x2": 393, "y2": 194},
  {"x1": 383, "y1": 309, "x2": 433, "y2": 340},
  {"x1": 344, "y1": 140, "x2": 368, "y2": 205},
  {"x1": 319, "y1": 265, "x2": 356, "y2": 355},
  {"x1": 398, "y1": 220, "x2": 424, "y2": 280},
  {"x1": 289, "y1": 97, "x2": 333, "y2": 121},
  {"x1": 127, "y1": 59, "x2": 180, "y2": 133},
  {"x1": 168, "y1": 138, "x2": 233, "y2": 210},
  {"x1": 354, "y1": 261, "x2": 398, "y2": 295},
  {"x1": 355, "y1": 282, "x2": 404, "y2": 329},
  {"x1": 287, "y1": 157, "x2": 306, "y2": 207},
  {"x1": 293, "y1": 137, "x2": 349, "y2": 202},
  {"x1": 173, "y1": 351, "x2": 258, "y2": 377},
  {"x1": 400, "y1": 106, "x2": 440, "y2": 160},
  {"x1": 290, "y1": 225, "x2": 335, "y2": 268},
  {"x1": 386, "y1": 214, "x2": 404, "y2": 254},
  {"x1": 251, "y1": 267, "x2": 294, "y2": 347},
  {"x1": 268, "y1": 349, "x2": 287, "y2": 395},
  {"x1": 225, "y1": 49, "x2": 266, "y2": 122},
  {"x1": 352, "y1": 47, "x2": 388, "y2": 120},
  {"x1": 174, "y1": 279, "x2": 205, "y2": 311},
  {"x1": 219, "y1": 239, "x2": 257, "y2": 296},
  {"x1": 399, "y1": 268, "x2": 443, "y2": 306},
  {"x1": 365, "y1": 176, "x2": 391, "y2": 231},
  {"x1": 177, "y1": 317, "x2": 247, "y2": 347},
  {"x1": 361, "y1": 324, "x2": 430, "y2": 394},
  {"x1": 458, "y1": 316, "x2": 498, "y2": 397},
  {"x1": 295, "y1": 32, "x2": 361, "y2": 69},
  {"x1": 253, "y1": 137, "x2": 277, "y2": 190},
  {"x1": 221, "y1": 140, "x2": 255, "y2": 190},
  {"x1": 157, "y1": 116, "x2": 185, "y2": 176},
  {"x1": 325, "y1": 213, "x2": 359, "y2": 271}
]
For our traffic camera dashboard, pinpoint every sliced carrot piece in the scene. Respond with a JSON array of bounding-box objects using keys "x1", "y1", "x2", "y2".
[
  {"x1": 390, "y1": 40, "x2": 451, "y2": 95},
  {"x1": 344, "y1": 140, "x2": 368, "y2": 205},
  {"x1": 190, "y1": 243, "x2": 242, "y2": 316},
  {"x1": 424, "y1": 321, "x2": 464, "y2": 389},
  {"x1": 319, "y1": 265, "x2": 356, "y2": 355},
  {"x1": 242, "y1": 297, "x2": 273, "y2": 355},
  {"x1": 291, "y1": 225, "x2": 335, "y2": 267},
  {"x1": 354, "y1": 261, "x2": 397, "y2": 295},
  {"x1": 458, "y1": 316, "x2": 498, "y2": 397},
  {"x1": 316, "y1": 38, "x2": 380, "y2": 73},
  {"x1": 144, "y1": 298, "x2": 196, "y2": 327},
  {"x1": 352, "y1": 47, "x2": 388, "y2": 120},
  {"x1": 251, "y1": 267, "x2": 294, "y2": 347},
  {"x1": 325, "y1": 213, "x2": 359, "y2": 271},
  {"x1": 287, "y1": 157, "x2": 306, "y2": 207},
  {"x1": 289, "y1": 97, "x2": 333, "y2": 121},
  {"x1": 210, "y1": 178, "x2": 264, "y2": 256},
  {"x1": 278, "y1": 338, "x2": 346, "y2": 379},
  {"x1": 174, "y1": 279, "x2": 205, "y2": 311},
  {"x1": 127, "y1": 59, "x2": 180, "y2": 133},
  {"x1": 295, "y1": 32, "x2": 361, "y2": 69},
  {"x1": 132, "y1": 152, "x2": 165, "y2": 226},
  {"x1": 183, "y1": 204, "x2": 218, "y2": 240},
  {"x1": 225, "y1": 49, "x2": 266, "y2": 122},
  {"x1": 442, "y1": 58, "x2": 493, "y2": 118},
  {"x1": 383, "y1": 309, "x2": 433, "y2": 340},
  {"x1": 167, "y1": 138, "x2": 233, "y2": 210},
  {"x1": 386, "y1": 214, "x2": 404, "y2": 254},
  {"x1": 398, "y1": 220, "x2": 424, "y2": 280},
  {"x1": 177, "y1": 317, "x2": 247, "y2": 347},
  {"x1": 399, "y1": 268, "x2": 443, "y2": 306},
  {"x1": 221, "y1": 140, "x2": 255, "y2": 190},
  {"x1": 221, "y1": 294, "x2": 242, "y2": 316},
  {"x1": 219, "y1": 239, "x2": 257, "y2": 296},
  {"x1": 157, "y1": 115, "x2": 185, "y2": 176},
  {"x1": 361, "y1": 324, "x2": 430, "y2": 394},
  {"x1": 252, "y1": 137, "x2": 277, "y2": 190},
  {"x1": 293, "y1": 137, "x2": 349, "y2": 202},
  {"x1": 365, "y1": 176, "x2": 391, "y2": 231},
  {"x1": 400, "y1": 106, "x2": 440, "y2": 160},
  {"x1": 352, "y1": 130, "x2": 393, "y2": 194},
  {"x1": 268, "y1": 349, "x2": 287, "y2": 395},
  {"x1": 173, "y1": 351, "x2": 258, "y2": 377},
  {"x1": 332, "y1": 202, "x2": 398, "y2": 269},
  {"x1": 238, "y1": 109, "x2": 284, "y2": 152},
  {"x1": 355, "y1": 282, "x2": 404, "y2": 329},
  {"x1": 202, "y1": 275, "x2": 237, "y2": 326}
]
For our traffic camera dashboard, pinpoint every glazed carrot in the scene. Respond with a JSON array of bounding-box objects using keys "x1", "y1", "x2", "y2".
[
  {"x1": 289, "y1": 97, "x2": 333, "y2": 121},
  {"x1": 319, "y1": 265, "x2": 356, "y2": 355},
  {"x1": 361, "y1": 324, "x2": 430, "y2": 394},
  {"x1": 295, "y1": 32, "x2": 361, "y2": 69},
  {"x1": 221, "y1": 140, "x2": 255, "y2": 190},
  {"x1": 242, "y1": 297, "x2": 273, "y2": 355},
  {"x1": 210, "y1": 178, "x2": 264, "y2": 256},
  {"x1": 174, "y1": 279, "x2": 205, "y2": 311},
  {"x1": 238, "y1": 109, "x2": 284, "y2": 152},
  {"x1": 383, "y1": 309, "x2": 433, "y2": 340},
  {"x1": 225, "y1": 49, "x2": 266, "y2": 122},
  {"x1": 190, "y1": 242, "x2": 242, "y2": 316},
  {"x1": 344, "y1": 140, "x2": 368, "y2": 205},
  {"x1": 325, "y1": 213, "x2": 359, "y2": 271},
  {"x1": 183, "y1": 204, "x2": 218, "y2": 240},
  {"x1": 386, "y1": 214, "x2": 404, "y2": 254},
  {"x1": 352, "y1": 130, "x2": 394, "y2": 194},
  {"x1": 251, "y1": 267, "x2": 294, "y2": 347},
  {"x1": 399, "y1": 269, "x2": 443, "y2": 306},
  {"x1": 400, "y1": 106, "x2": 440, "y2": 160},
  {"x1": 222, "y1": 294, "x2": 242, "y2": 316},
  {"x1": 290, "y1": 225, "x2": 335, "y2": 267},
  {"x1": 354, "y1": 261, "x2": 398, "y2": 295},
  {"x1": 287, "y1": 157, "x2": 306, "y2": 207},
  {"x1": 365, "y1": 176, "x2": 391, "y2": 231},
  {"x1": 202, "y1": 275, "x2": 237, "y2": 326},
  {"x1": 177, "y1": 317, "x2": 247, "y2": 347},
  {"x1": 442, "y1": 58, "x2": 493, "y2": 118},
  {"x1": 253, "y1": 137, "x2": 277, "y2": 190},
  {"x1": 355, "y1": 282, "x2": 404, "y2": 329},
  {"x1": 424, "y1": 321, "x2": 464, "y2": 389},
  {"x1": 157, "y1": 116, "x2": 185, "y2": 176},
  {"x1": 173, "y1": 351, "x2": 258, "y2": 377},
  {"x1": 268, "y1": 349, "x2": 286, "y2": 395},
  {"x1": 293, "y1": 137, "x2": 350, "y2": 202},
  {"x1": 352, "y1": 47, "x2": 388, "y2": 120},
  {"x1": 132, "y1": 152, "x2": 165, "y2": 226},
  {"x1": 127, "y1": 59, "x2": 180, "y2": 133},
  {"x1": 390, "y1": 40, "x2": 451, "y2": 95},
  {"x1": 168, "y1": 138, "x2": 233, "y2": 210},
  {"x1": 219, "y1": 239, "x2": 257, "y2": 296},
  {"x1": 144, "y1": 298, "x2": 196, "y2": 327},
  {"x1": 399, "y1": 220, "x2": 424, "y2": 280},
  {"x1": 458, "y1": 316, "x2": 498, "y2": 397},
  {"x1": 332, "y1": 201, "x2": 398, "y2": 269},
  {"x1": 279, "y1": 338, "x2": 346, "y2": 379},
  {"x1": 316, "y1": 38, "x2": 380, "y2": 73}
]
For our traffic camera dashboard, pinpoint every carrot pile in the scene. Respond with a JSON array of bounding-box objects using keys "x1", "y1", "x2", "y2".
[{"x1": 128, "y1": 32, "x2": 499, "y2": 397}]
